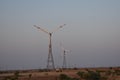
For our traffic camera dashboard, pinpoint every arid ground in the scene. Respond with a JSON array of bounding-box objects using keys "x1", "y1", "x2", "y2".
[{"x1": 0, "y1": 67, "x2": 120, "y2": 80}]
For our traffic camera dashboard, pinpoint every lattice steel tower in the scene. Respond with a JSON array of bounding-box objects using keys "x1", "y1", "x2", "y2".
[{"x1": 60, "y1": 43, "x2": 70, "y2": 69}]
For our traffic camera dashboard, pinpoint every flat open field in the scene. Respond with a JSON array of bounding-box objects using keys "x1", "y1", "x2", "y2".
[{"x1": 0, "y1": 67, "x2": 120, "y2": 80}]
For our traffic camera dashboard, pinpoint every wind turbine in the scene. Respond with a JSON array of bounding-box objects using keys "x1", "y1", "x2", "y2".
[
  {"x1": 60, "y1": 43, "x2": 70, "y2": 69},
  {"x1": 34, "y1": 24, "x2": 66, "y2": 70}
]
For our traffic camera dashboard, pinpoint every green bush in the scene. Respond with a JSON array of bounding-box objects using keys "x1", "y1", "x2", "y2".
[
  {"x1": 88, "y1": 71, "x2": 101, "y2": 80},
  {"x1": 77, "y1": 71, "x2": 101, "y2": 80},
  {"x1": 59, "y1": 74, "x2": 71, "y2": 80},
  {"x1": 77, "y1": 71, "x2": 84, "y2": 78},
  {"x1": 115, "y1": 69, "x2": 120, "y2": 75},
  {"x1": 59, "y1": 74, "x2": 79, "y2": 80}
]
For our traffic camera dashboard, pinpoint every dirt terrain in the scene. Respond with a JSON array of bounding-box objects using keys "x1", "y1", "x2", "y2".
[{"x1": 0, "y1": 67, "x2": 120, "y2": 80}]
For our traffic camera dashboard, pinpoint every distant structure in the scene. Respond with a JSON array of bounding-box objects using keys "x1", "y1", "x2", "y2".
[
  {"x1": 34, "y1": 24, "x2": 66, "y2": 70},
  {"x1": 60, "y1": 43, "x2": 70, "y2": 69}
]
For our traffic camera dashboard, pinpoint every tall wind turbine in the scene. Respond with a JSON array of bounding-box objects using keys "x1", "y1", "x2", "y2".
[
  {"x1": 60, "y1": 43, "x2": 70, "y2": 69},
  {"x1": 34, "y1": 24, "x2": 66, "y2": 70}
]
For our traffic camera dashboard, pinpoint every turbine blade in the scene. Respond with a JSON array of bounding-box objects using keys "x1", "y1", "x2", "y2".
[
  {"x1": 52, "y1": 24, "x2": 66, "y2": 33},
  {"x1": 33, "y1": 25, "x2": 49, "y2": 34}
]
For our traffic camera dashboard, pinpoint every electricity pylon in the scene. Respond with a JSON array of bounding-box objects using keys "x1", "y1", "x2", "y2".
[
  {"x1": 34, "y1": 24, "x2": 66, "y2": 70},
  {"x1": 60, "y1": 43, "x2": 70, "y2": 69}
]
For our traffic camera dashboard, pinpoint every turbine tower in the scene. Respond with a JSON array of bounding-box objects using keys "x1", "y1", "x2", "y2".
[
  {"x1": 60, "y1": 43, "x2": 70, "y2": 69},
  {"x1": 34, "y1": 24, "x2": 65, "y2": 70}
]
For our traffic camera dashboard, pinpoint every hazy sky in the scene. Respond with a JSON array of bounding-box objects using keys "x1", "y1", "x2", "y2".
[{"x1": 0, "y1": 0, "x2": 120, "y2": 70}]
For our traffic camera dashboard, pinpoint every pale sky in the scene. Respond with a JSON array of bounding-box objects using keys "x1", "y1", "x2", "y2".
[{"x1": 0, "y1": 0, "x2": 120, "y2": 70}]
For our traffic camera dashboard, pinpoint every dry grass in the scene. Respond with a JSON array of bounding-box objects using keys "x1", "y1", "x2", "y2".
[{"x1": 0, "y1": 67, "x2": 120, "y2": 80}]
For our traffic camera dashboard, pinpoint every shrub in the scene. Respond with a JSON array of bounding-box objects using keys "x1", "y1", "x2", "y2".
[
  {"x1": 77, "y1": 70, "x2": 101, "y2": 80},
  {"x1": 28, "y1": 74, "x2": 32, "y2": 78},
  {"x1": 77, "y1": 71, "x2": 84, "y2": 78},
  {"x1": 13, "y1": 71, "x2": 19, "y2": 80},
  {"x1": 114, "y1": 69, "x2": 120, "y2": 75},
  {"x1": 88, "y1": 71, "x2": 101, "y2": 80},
  {"x1": 59, "y1": 74, "x2": 71, "y2": 80},
  {"x1": 59, "y1": 74, "x2": 79, "y2": 80}
]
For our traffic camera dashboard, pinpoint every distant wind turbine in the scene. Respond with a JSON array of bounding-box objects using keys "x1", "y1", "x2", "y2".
[
  {"x1": 34, "y1": 24, "x2": 66, "y2": 70},
  {"x1": 60, "y1": 43, "x2": 70, "y2": 69}
]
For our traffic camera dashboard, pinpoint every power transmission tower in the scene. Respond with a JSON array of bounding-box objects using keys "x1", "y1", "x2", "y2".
[{"x1": 34, "y1": 24, "x2": 65, "y2": 70}]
